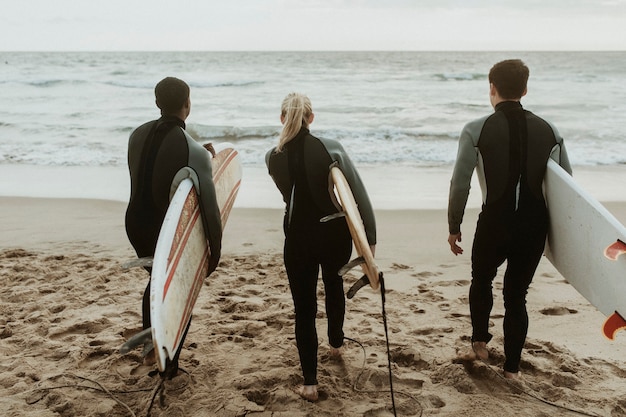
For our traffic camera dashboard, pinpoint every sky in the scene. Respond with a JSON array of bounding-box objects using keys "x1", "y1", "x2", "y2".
[{"x1": 1, "y1": 0, "x2": 625, "y2": 51}]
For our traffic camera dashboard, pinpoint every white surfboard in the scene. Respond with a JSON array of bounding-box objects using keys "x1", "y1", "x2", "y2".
[
  {"x1": 544, "y1": 159, "x2": 626, "y2": 340},
  {"x1": 150, "y1": 143, "x2": 241, "y2": 372}
]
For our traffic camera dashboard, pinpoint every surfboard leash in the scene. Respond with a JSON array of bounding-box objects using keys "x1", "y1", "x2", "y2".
[
  {"x1": 346, "y1": 272, "x2": 398, "y2": 415},
  {"x1": 345, "y1": 338, "x2": 424, "y2": 417},
  {"x1": 477, "y1": 358, "x2": 602, "y2": 417},
  {"x1": 379, "y1": 272, "x2": 399, "y2": 417}
]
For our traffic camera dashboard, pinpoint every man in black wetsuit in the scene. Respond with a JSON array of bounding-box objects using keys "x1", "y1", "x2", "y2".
[
  {"x1": 125, "y1": 77, "x2": 222, "y2": 349},
  {"x1": 447, "y1": 60, "x2": 572, "y2": 379}
]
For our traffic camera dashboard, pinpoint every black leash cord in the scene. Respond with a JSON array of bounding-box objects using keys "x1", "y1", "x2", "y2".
[{"x1": 379, "y1": 273, "x2": 398, "y2": 416}]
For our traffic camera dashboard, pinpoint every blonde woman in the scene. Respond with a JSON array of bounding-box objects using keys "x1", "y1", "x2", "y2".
[{"x1": 266, "y1": 93, "x2": 376, "y2": 401}]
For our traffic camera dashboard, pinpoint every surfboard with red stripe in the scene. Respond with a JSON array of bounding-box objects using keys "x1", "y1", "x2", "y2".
[{"x1": 151, "y1": 143, "x2": 242, "y2": 372}]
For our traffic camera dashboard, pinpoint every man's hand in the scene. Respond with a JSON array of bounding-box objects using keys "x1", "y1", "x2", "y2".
[
  {"x1": 448, "y1": 233, "x2": 463, "y2": 255},
  {"x1": 203, "y1": 142, "x2": 216, "y2": 157}
]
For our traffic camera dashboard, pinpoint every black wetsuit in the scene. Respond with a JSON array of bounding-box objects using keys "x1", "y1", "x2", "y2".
[
  {"x1": 126, "y1": 115, "x2": 222, "y2": 330},
  {"x1": 266, "y1": 127, "x2": 376, "y2": 385},
  {"x1": 448, "y1": 101, "x2": 572, "y2": 373}
]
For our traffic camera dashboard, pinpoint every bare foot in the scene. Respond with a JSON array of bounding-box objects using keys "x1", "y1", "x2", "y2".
[
  {"x1": 472, "y1": 341, "x2": 489, "y2": 360},
  {"x1": 504, "y1": 371, "x2": 521, "y2": 380},
  {"x1": 329, "y1": 346, "x2": 343, "y2": 358},
  {"x1": 293, "y1": 385, "x2": 318, "y2": 402},
  {"x1": 455, "y1": 348, "x2": 478, "y2": 362}
]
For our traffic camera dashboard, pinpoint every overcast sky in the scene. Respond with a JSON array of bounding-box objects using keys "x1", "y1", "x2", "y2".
[{"x1": 2, "y1": 0, "x2": 625, "y2": 51}]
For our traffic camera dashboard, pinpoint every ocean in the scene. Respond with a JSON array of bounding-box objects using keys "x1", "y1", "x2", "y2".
[{"x1": 1, "y1": 51, "x2": 625, "y2": 206}]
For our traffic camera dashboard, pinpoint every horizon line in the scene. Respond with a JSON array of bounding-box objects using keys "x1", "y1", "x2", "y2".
[{"x1": 3, "y1": 49, "x2": 626, "y2": 53}]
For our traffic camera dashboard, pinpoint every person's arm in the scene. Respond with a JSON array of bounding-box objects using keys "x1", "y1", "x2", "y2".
[
  {"x1": 186, "y1": 134, "x2": 222, "y2": 274},
  {"x1": 265, "y1": 147, "x2": 292, "y2": 205},
  {"x1": 551, "y1": 140, "x2": 572, "y2": 175},
  {"x1": 447, "y1": 122, "x2": 479, "y2": 253},
  {"x1": 332, "y1": 145, "x2": 377, "y2": 247},
  {"x1": 546, "y1": 122, "x2": 572, "y2": 175}
]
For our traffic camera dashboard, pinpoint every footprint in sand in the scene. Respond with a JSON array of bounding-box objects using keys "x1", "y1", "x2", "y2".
[
  {"x1": 408, "y1": 303, "x2": 426, "y2": 314},
  {"x1": 49, "y1": 319, "x2": 112, "y2": 341},
  {"x1": 438, "y1": 303, "x2": 451, "y2": 311},
  {"x1": 433, "y1": 279, "x2": 470, "y2": 287},
  {"x1": 77, "y1": 347, "x2": 115, "y2": 370},
  {"x1": 391, "y1": 263, "x2": 412, "y2": 270},
  {"x1": 412, "y1": 271, "x2": 442, "y2": 278},
  {"x1": 111, "y1": 354, "x2": 154, "y2": 377},
  {"x1": 447, "y1": 312, "x2": 469, "y2": 319},
  {"x1": 416, "y1": 286, "x2": 445, "y2": 302},
  {"x1": 245, "y1": 389, "x2": 271, "y2": 407},
  {"x1": 539, "y1": 306, "x2": 578, "y2": 316}
]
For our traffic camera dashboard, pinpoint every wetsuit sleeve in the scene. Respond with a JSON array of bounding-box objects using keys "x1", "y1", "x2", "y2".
[
  {"x1": 326, "y1": 141, "x2": 377, "y2": 245},
  {"x1": 186, "y1": 134, "x2": 222, "y2": 275},
  {"x1": 448, "y1": 122, "x2": 480, "y2": 235},
  {"x1": 548, "y1": 125, "x2": 572, "y2": 175},
  {"x1": 545, "y1": 121, "x2": 572, "y2": 175},
  {"x1": 265, "y1": 147, "x2": 292, "y2": 204}
]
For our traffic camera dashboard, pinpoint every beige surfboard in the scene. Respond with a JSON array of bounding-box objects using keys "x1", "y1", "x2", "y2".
[{"x1": 329, "y1": 166, "x2": 379, "y2": 290}]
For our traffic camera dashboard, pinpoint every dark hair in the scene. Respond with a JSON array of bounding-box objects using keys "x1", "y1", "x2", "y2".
[
  {"x1": 154, "y1": 77, "x2": 190, "y2": 115},
  {"x1": 488, "y1": 59, "x2": 529, "y2": 100}
]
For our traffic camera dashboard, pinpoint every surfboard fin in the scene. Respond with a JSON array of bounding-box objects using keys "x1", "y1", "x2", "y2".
[
  {"x1": 119, "y1": 327, "x2": 153, "y2": 354},
  {"x1": 339, "y1": 256, "x2": 365, "y2": 276},
  {"x1": 603, "y1": 312, "x2": 626, "y2": 340},
  {"x1": 121, "y1": 257, "x2": 154, "y2": 270},
  {"x1": 604, "y1": 239, "x2": 626, "y2": 261},
  {"x1": 320, "y1": 212, "x2": 346, "y2": 222},
  {"x1": 347, "y1": 275, "x2": 370, "y2": 299}
]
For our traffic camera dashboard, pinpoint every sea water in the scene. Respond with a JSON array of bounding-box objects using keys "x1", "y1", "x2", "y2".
[{"x1": 1, "y1": 51, "x2": 625, "y2": 206}]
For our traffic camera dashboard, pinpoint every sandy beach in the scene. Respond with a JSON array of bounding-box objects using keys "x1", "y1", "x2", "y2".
[{"x1": 2, "y1": 165, "x2": 626, "y2": 417}]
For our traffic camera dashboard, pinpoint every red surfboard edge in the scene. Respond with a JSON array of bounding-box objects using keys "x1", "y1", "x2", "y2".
[{"x1": 603, "y1": 311, "x2": 626, "y2": 340}]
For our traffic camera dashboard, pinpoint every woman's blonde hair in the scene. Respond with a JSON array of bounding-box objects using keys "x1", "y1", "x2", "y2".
[{"x1": 276, "y1": 92, "x2": 313, "y2": 151}]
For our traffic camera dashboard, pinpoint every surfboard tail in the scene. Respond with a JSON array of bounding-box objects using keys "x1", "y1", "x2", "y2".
[
  {"x1": 603, "y1": 312, "x2": 626, "y2": 340},
  {"x1": 604, "y1": 239, "x2": 626, "y2": 261}
]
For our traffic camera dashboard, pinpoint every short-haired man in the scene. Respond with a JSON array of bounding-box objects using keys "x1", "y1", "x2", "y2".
[
  {"x1": 125, "y1": 77, "x2": 222, "y2": 362},
  {"x1": 447, "y1": 60, "x2": 572, "y2": 379}
]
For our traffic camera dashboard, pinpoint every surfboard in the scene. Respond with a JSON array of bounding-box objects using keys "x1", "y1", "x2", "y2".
[
  {"x1": 544, "y1": 159, "x2": 626, "y2": 340},
  {"x1": 149, "y1": 143, "x2": 241, "y2": 372},
  {"x1": 327, "y1": 166, "x2": 379, "y2": 292}
]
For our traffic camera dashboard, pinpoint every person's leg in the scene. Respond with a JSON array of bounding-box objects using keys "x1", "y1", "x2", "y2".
[
  {"x1": 284, "y1": 237, "x2": 320, "y2": 386},
  {"x1": 320, "y1": 222, "x2": 352, "y2": 350},
  {"x1": 127, "y1": 217, "x2": 157, "y2": 332},
  {"x1": 142, "y1": 280, "x2": 151, "y2": 329},
  {"x1": 470, "y1": 215, "x2": 507, "y2": 345},
  {"x1": 321, "y1": 270, "x2": 345, "y2": 349},
  {"x1": 502, "y1": 226, "x2": 546, "y2": 373}
]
